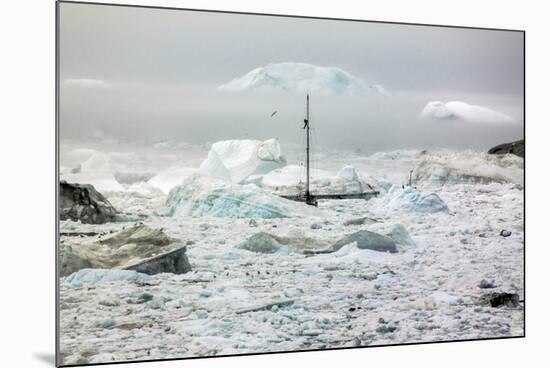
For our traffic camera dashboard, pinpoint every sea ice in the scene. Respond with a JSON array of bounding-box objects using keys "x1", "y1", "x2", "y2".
[{"x1": 65, "y1": 268, "x2": 151, "y2": 288}]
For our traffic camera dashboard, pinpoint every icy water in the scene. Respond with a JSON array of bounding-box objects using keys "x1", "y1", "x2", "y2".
[{"x1": 58, "y1": 143, "x2": 524, "y2": 365}]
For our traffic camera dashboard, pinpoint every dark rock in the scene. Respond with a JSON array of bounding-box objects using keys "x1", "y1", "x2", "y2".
[
  {"x1": 478, "y1": 279, "x2": 497, "y2": 289},
  {"x1": 500, "y1": 230, "x2": 512, "y2": 237},
  {"x1": 124, "y1": 246, "x2": 191, "y2": 275},
  {"x1": 61, "y1": 224, "x2": 192, "y2": 275},
  {"x1": 249, "y1": 219, "x2": 258, "y2": 227},
  {"x1": 60, "y1": 181, "x2": 119, "y2": 224},
  {"x1": 477, "y1": 292, "x2": 519, "y2": 308},
  {"x1": 310, "y1": 223, "x2": 323, "y2": 230},
  {"x1": 488, "y1": 139, "x2": 524, "y2": 158}
]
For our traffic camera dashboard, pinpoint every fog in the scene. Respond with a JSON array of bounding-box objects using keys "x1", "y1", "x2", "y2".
[{"x1": 59, "y1": 2, "x2": 524, "y2": 152}]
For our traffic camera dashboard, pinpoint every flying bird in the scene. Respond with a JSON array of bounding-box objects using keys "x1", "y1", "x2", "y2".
[{"x1": 270, "y1": 111, "x2": 277, "y2": 117}]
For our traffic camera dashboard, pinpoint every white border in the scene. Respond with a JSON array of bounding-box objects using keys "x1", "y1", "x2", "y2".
[{"x1": 2, "y1": 1, "x2": 547, "y2": 367}]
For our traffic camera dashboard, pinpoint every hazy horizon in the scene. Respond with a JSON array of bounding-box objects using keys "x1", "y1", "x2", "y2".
[{"x1": 59, "y1": 2, "x2": 524, "y2": 152}]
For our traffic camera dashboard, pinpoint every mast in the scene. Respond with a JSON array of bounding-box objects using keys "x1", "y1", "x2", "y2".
[
  {"x1": 305, "y1": 94, "x2": 310, "y2": 201},
  {"x1": 302, "y1": 94, "x2": 316, "y2": 206}
]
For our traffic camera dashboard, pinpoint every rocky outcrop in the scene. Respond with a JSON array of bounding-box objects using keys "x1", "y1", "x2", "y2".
[
  {"x1": 488, "y1": 139, "x2": 524, "y2": 158},
  {"x1": 60, "y1": 181, "x2": 118, "y2": 224},
  {"x1": 477, "y1": 292, "x2": 520, "y2": 307},
  {"x1": 60, "y1": 224, "x2": 192, "y2": 276}
]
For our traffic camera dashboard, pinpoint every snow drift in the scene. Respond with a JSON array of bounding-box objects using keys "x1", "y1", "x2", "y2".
[
  {"x1": 199, "y1": 139, "x2": 286, "y2": 184},
  {"x1": 420, "y1": 101, "x2": 516, "y2": 125},
  {"x1": 166, "y1": 174, "x2": 318, "y2": 219},
  {"x1": 218, "y1": 62, "x2": 384, "y2": 96}
]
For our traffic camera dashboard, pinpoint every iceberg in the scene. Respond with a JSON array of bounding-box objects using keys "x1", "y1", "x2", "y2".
[
  {"x1": 218, "y1": 62, "x2": 384, "y2": 96},
  {"x1": 166, "y1": 174, "x2": 317, "y2": 219},
  {"x1": 199, "y1": 139, "x2": 285, "y2": 183},
  {"x1": 373, "y1": 185, "x2": 449, "y2": 214},
  {"x1": 420, "y1": 101, "x2": 516, "y2": 125}
]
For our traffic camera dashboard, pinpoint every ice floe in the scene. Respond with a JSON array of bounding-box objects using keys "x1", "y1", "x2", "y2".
[{"x1": 166, "y1": 174, "x2": 318, "y2": 219}]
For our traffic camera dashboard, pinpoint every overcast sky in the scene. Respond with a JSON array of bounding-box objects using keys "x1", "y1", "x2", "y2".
[{"x1": 59, "y1": 2, "x2": 524, "y2": 151}]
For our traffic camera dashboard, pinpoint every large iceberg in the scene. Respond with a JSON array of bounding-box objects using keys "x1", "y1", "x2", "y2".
[
  {"x1": 218, "y1": 62, "x2": 384, "y2": 96},
  {"x1": 166, "y1": 174, "x2": 317, "y2": 219},
  {"x1": 199, "y1": 139, "x2": 286, "y2": 184}
]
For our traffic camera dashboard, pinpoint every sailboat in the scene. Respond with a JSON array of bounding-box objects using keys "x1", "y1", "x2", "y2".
[{"x1": 279, "y1": 94, "x2": 379, "y2": 206}]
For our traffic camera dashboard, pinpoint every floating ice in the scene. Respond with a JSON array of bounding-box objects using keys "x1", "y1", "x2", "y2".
[
  {"x1": 65, "y1": 269, "x2": 151, "y2": 288},
  {"x1": 420, "y1": 101, "x2": 516, "y2": 125},
  {"x1": 413, "y1": 150, "x2": 523, "y2": 186},
  {"x1": 199, "y1": 139, "x2": 285, "y2": 184},
  {"x1": 218, "y1": 62, "x2": 384, "y2": 96},
  {"x1": 166, "y1": 174, "x2": 317, "y2": 219},
  {"x1": 373, "y1": 186, "x2": 449, "y2": 214}
]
